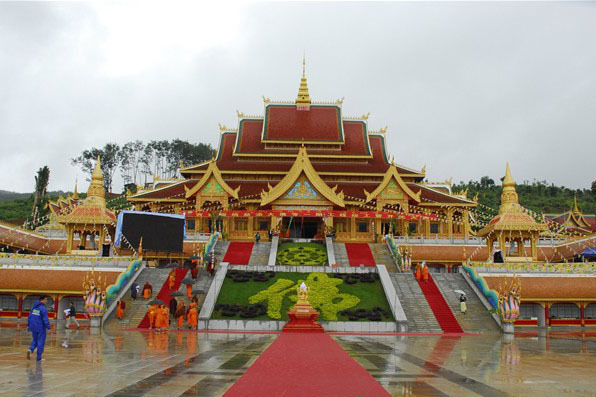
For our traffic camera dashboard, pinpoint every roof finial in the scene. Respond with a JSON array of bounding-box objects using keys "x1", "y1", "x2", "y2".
[
  {"x1": 296, "y1": 55, "x2": 311, "y2": 110},
  {"x1": 573, "y1": 192, "x2": 580, "y2": 213},
  {"x1": 86, "y1": 155, "x2": 106, "y2": 207},
  {"x1": 72, "y1": 179, "x2": 79, "y2": 200}
]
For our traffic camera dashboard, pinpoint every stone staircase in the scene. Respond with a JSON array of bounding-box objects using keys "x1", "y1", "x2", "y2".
[
  {"x1": 388, "y1": 273, "x2": 441, "y2": 333},
  {"x1": 432, "y1": 273, "x2": 500, "y2": 333},
  {"x1": 248, "y1": 242, "x2": 271, "y2": 265},
  {"x1": 368, "y1": 243, "x2": 397, "y2": 272},
  {"x1": 104, "y1": 267, "x2": 172, "y2": 331},
  {"x1": 214, "y1": 240, "x2": 230, "y2": 264},
  {"x1": 332, "y1": 243, "x2": 349, "y2": 266}
]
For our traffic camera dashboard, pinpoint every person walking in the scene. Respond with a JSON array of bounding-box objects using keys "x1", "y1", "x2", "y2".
[
  {"x1": 460, "y1": 294, "x2": 468, "y2": 315},
  {"x1": 65, "y1": 302, "x2": 80, "y2": 329},
  {"x1": 131, "y1": 282, "x2": 138, "y2": 301},
  {"x1": 169, "y1": 297, "x2": 178, "y2": 320},
  {"x1": 176, "y1": 304, "x2": 186, "y2": 330},
  {"x1": 143, "y1": 282, "x2": 152, "y2": 299},
  {"x1": 268, "y1": 229, "x2": 273, "y2": 241},
  {"x1": 27, "y1": 296, "x2": 51, "y2": 362},
  {"x1": 188, "y1": 303, "x2": 198, "y2": 330},
  {"x1": 255, "y1": 232, "x2": 261, "y2": 244},
  {"x1": 116, "y1": 300, "x2": 125, "y2": 320}
]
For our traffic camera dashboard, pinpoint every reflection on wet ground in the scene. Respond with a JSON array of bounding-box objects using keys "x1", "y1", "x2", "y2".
[{"x1": 1, "y1": 321, "x2": 596, "y2": 396}]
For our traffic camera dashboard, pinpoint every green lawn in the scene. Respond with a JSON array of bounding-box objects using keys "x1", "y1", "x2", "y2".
[
  {"x1": 212, "y1": 271, "x2": 394, "y2": 322},
  {"x1": 276, "y1": 242, "x2": 328, "y2": 266}
]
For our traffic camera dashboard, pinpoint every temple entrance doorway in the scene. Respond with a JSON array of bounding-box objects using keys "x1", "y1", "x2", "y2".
[{"x1": 283, "y1": 217, "x2": 322, "y2": 239}]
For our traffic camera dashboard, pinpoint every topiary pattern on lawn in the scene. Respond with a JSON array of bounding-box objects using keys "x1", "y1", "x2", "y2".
[
  {"x1": 276, "y1": 242, "x2": 328, "y2": 266},
  {"x1": 248, "y1": 272, "x2": 359, "y2": 321}
]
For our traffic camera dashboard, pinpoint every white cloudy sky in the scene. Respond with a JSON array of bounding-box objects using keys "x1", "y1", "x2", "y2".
[{"x1": 1, "y1": 1, "x2": 595, "y2": 193}]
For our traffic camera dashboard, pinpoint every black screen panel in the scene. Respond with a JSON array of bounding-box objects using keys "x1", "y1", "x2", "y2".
[{"x1": 121, "y1": 212, "x2": 184, "y2": 252}]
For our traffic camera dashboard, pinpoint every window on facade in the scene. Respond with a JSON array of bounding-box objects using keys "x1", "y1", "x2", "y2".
[
  {"x1": 23, "y1": 296, "x2": 54, "y2": 312},
  {"x1": 430, "y1": 223, "x2": 439, "y2": 234},
  {"x1": 550, "y1": 304, "x2": 580, "y2": 319},
  {"x1": 0, "y1": 295, "x2": 17, "y2": 310},
  {"x1": 187, "y1": 219, "x2": 196, "y2": 230},
  {"x1": 408, "y1": 223, "x2": 417, "y2": 234},
  {"x1": 357, "y1": 222, "x2": 368, "y2": 233},
  {"x1": 586, "y1": 304, "x2": 596, "y2": 319},
  {"x1": 258, "y1": 220, "x2": 269, "y2": 231},
  {"x1": 519, "y1": 304, "x2": 537, "y2": 319},
  {"x1": 235, "y1": 219, "x2": 248, "y2": 231}
]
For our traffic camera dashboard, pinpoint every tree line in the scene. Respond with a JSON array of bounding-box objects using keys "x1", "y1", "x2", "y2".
[
  {"x1": 71, "y1": 139, "x2": 216, "y2": 193},
  {"x1": 453, "y1": 177, "x2": 596, "y2": 215}
]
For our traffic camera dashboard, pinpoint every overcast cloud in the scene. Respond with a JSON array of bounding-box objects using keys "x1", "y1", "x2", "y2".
[{"x1": 1, "y1": 1, "x2": 595, "y2": 193}]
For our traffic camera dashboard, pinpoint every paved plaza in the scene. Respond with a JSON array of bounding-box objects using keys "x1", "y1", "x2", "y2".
[{"x1": 1, "y1": 321, "x2": 596, "y2": 396}]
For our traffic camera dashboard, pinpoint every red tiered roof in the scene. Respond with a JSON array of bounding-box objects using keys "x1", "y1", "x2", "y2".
[
  {"x1": 263, "y1": 105, "x2": 343, "y2": 142},
  {"x1": 235, "y1": 119, "x2": 370, "y2": 156}
]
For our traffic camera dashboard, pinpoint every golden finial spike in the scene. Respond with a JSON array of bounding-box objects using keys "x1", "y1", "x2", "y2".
[
  {"x1": 499, "y1": 162, "x2": 519, "y2": 214},
  {"x1": 296, "y1": 56, "x2": 311, "y2": 109},
  {"x1": 503, "y1": 162, "x2": 514, "y2": 187},
  {"x1": 86, "y1": 156, "x2": 106, "y2": 206},
  {"x1": 573, "y1": 192, "x2": 580, "y2": 213},
  {"x1": 72, "y1": 180, "x2": 79, "y2": 200}
]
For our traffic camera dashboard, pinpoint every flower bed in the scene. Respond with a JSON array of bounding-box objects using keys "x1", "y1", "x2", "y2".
[
  {"x1": 276, "y1": 242, "x2": 327, "y2": 266},
  {"x1": 212, "y1": 271, "x2": 394, "y2": 322}
]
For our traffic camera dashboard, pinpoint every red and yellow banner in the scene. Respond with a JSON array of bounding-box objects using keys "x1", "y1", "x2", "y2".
[{"x1": 180, "y1": 209, "x2": 436, "y2": 220}]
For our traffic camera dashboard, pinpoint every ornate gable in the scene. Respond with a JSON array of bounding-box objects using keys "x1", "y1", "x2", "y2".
[
  {"x1": 363, "y1": 163, "x2": 421, "y2": 204},
  {"x1": 260, "y1": 146, "x2": 345, "y2": 207},
  {"x1": 184, "y1": 160, "x2": 239, "y2": 199}
]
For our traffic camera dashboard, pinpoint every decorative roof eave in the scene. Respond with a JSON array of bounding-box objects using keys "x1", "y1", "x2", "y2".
[
  {"x1": 363, "y1": 164, "x2": 421, "y2": 204},
  {"x1": 260, "y1": 146, "x2": 345, "y2": 207},
  {"x1": 184, "y1": 161, "x2": 239, "y2": 199},
  {"x1": 128, "y1": 179, "x2": 191, "y2": 199},
  {"x1": 415, "y1": 184, "x2": 478, "y2": 206}
]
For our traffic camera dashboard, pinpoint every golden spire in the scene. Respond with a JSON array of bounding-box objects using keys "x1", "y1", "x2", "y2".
[
  {"x1": 572, "y1": 192, "x2": 580, "y2": 214},
  {"x1": 295, "y1": 56, "x2": 311, "y2": 110},
  {"x1": 72, "y1": 180, "x2": 79, "y2": 200},
  {"x1": 499, "y1": 162, "x2": 519, "y2": 214},
  {"x1": 86, "y1": 155, "x2": 106, "y2": 207}
]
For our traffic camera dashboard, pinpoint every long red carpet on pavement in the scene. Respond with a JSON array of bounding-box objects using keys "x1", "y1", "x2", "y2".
[
  {"x1": 222, "y1": 242, "x2": 254, "y2": 265},
  {"x1": 417, "y1": 273, "x2": 463, "y2": 333},
  {"x1": 138, "y1": 268, "x2": 188, "y2": 328},
  {"x1": 345, "y1": 243, "x2": 376, "y2": 267},
  {"x1": 225, "y1": 332, "x2": 390, "y2": 397}
]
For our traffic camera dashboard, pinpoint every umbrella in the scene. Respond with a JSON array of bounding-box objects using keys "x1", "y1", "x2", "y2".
[
  {"x1": 169, "y1": 291, "x2": 184, "y2": 297},
  {"x1": 181, "y1": 278, "x2": 195, "y2": 285},
  {"x1": 454, "y1": 290, "x2": 466, "y2": 296},
  {"x1": 192, "y1": 289, "x2": 205, "y2": 295},
  {"x1": 148, "y1": 299, "x2": 165, "y2": 306}
]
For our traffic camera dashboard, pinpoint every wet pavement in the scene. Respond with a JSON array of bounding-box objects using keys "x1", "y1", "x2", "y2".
[{"x1": 1, "y1": 321, "x2": 596, "y2": 396}]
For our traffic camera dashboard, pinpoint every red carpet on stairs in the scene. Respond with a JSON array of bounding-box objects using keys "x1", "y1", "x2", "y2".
[
  {"x1": 224, "y1": 333, "x2": 390, "y2": 397},
  {"x1": 223, "y1": 242, "x2": 254, "y2": 265},
  {"x1": 417, "y1": 274, "x2": 464, "y2": 333},
  {"x1": 137, "y1": 268, "x2": 188, "y2": 329},
  {"x1": 345, "y1": 243, "x2": 376, "y2": 267}
]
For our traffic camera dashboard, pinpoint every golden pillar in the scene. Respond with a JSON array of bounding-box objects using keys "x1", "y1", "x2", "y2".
[
  {"x1": 447, "y1": 208, "x2": 454, "y2": 239},
  {"x1": 350, "y1": 216, "x2": 356, "y2": 240}
]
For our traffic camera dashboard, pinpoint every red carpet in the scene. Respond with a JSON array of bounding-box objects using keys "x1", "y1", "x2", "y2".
[
  {"x1": 225, "y1": 333, "x2": 390, "y2": 397},
  {"x1": 137, "y1": 268, "x2": 188, "y2": 328},
  {"x1": 223, "y1": 242, "x2": 254, "y2": 265},
  {"x1": 417, "y1": 274, "x2": 463, "y2": 333},
  {"x1": 345, "y1": 243, "x2": 376, "y2": 267}
]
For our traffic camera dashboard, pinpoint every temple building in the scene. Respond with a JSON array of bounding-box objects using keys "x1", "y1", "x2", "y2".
[
  {"x1": 478, "y1": 163, "x2": 548, "y2": 262},
  {"x1": 127, "y1": 63, "x2": 478, "y2": 243},
  {"x1": 545, "y1": 195, "x2": 596, "y2": 235}
]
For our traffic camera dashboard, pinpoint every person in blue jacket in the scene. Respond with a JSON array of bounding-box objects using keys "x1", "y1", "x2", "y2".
[{"x1": 27, "y1": 295, "x2": 51, "y2": 361}]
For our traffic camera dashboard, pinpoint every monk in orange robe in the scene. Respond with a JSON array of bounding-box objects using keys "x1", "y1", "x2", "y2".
[
  {"x1": 422, "y1": 265, "x2": 429, "y2": 282},
  {"x1": 116, "y1": 300, "x2": 125, "y2": 320},
  {"x1": 188, "y1": 304, "x2": 198, "y2": 330},
  {"x1": 415, "y1": 264, "x2": 422, "y2": 281},
  {"x1": 148, "y1": 305, "x2": 157, "y2": 329},
  {"x1": 186, "y1": 283, "x2": 193, "y2": 299},
  {"x1": 176, "y1": 304, "x2": 186, "y2": 329},
  {"x1": 143, "y1": 282, "x2": 152, "y2": 299},
  {"x1": 168, "y1": 271, "x2": 176, "y2": 289}
]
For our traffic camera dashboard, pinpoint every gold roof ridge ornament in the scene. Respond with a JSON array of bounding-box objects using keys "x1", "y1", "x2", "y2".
[
  {"x1": 295, "y1": 56, "x2": 311, "y2": 110},
  {"x1": 260, "y1": 146, "x2": 345, "y2": 207},
  {"x1": 499, "y1": 162, "x2": 519, "y2": 215},
  {"x1": 72, "y1": 180, "x2": 79, "y2": 200}
]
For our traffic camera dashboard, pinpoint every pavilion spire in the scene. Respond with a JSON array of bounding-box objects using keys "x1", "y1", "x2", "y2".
[
  {"x1": 573, "y1": 192, "x2": 580, "y2": 214},
  {"x1": 499, "y1": 162, "x2": 519, "y2": 214},
  {"x1": 86, "y1": 155, "x2": 106, "y2": 207},
  {"x1": 72, "y1": 180, "x2": 79, "y2": 200},
  {"x1": 295, "y1": 56, "x2": 311, "y2": 110}
]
